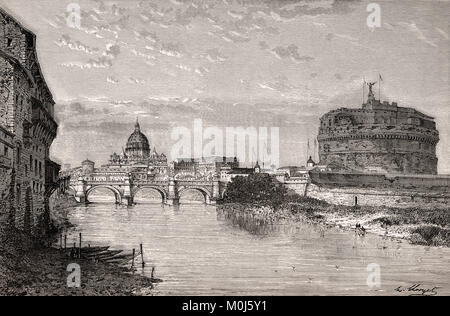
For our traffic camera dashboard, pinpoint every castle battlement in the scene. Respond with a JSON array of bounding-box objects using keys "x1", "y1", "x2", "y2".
[{"x1": 317, "y1": 84, "x2": 439, "y2": 175}]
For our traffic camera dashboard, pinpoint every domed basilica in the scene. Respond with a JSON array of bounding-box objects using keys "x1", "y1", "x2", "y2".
[{"x1": 108, "y1": 119, "x2": 167, "y2": 166}]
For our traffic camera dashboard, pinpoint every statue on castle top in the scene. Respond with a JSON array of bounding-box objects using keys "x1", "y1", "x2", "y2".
[
  {"x1": 366, "y1": 81, "x2": 377, "y2": 103},
  {"x1": 367, "y1": 81, "x2": 377, "y2": 95}
]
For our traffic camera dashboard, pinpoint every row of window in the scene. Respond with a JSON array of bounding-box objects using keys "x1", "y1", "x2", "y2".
[
  {"x1": 32, "y1": 181, "x2": 44, "y2": 194},
  {"x1": 1, "y1": 143, "x2": 12, "y2": 158}
]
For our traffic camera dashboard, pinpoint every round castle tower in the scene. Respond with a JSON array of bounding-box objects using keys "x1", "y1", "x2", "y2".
[{"x1": 317, "y1": 83, "x2": 439, "y2": 175}]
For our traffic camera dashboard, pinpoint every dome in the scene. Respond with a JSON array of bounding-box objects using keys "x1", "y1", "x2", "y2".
[
  {"x1": 125, "y1": 119, "x2": 150, "y2": 159},
  {"x1": 82, "y1": 159, "x2": 94, "y2": 165}
]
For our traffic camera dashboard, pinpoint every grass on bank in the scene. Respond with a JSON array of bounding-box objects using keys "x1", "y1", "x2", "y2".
[{"x1": 221, "y1": 174, "x2": 450, "y2": 247}]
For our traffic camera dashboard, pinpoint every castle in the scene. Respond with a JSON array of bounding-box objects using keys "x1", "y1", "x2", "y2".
[
  {"x1": 281, "y1": 82, "x2": 449, "y2": 207},
  {"x1": 317, "y1": 82, "x2": 439, "y2": 175}
]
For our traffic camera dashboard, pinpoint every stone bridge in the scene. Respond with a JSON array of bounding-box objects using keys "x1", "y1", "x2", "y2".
[{"x1": 68, "y1": 172, "x2": 226, "y2": 206}]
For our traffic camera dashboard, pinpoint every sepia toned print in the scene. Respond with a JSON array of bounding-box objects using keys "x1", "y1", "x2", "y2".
[{"x1": 0, "y1": 0, "x2": 449, "y2": 298}]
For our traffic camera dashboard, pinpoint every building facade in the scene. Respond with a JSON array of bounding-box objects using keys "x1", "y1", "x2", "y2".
[
  {"x1": 317, "y1": 84, "x2": 439, "y2": 175},
  {"x1": 0, "y1": 8, "x2": 59, "y2": 234}
]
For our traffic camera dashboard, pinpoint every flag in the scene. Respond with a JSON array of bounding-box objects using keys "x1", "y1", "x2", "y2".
[{"x1": 379, "y1": 74, "x2": 383, "y2": 82}]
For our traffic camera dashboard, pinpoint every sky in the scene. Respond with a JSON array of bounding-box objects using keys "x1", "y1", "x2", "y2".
[{"x1": 0, "y1": 0, "x2": 449, "y2": 172}]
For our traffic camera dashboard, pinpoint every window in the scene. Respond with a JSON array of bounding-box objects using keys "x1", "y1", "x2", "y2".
[
  {"x1": 16, "y1": 185, "x2": 21, "y2": 207},
  {"x1": 3, "y1": 146, "x2": 8, "y2": 157},
  {"x1": 16, "y1": 146, "x2": 21, "y2": 165},
  {"x1": 39, "y1": 162, "x2": 42, "y2": 178},
  {"x1": 7, "y1": 38, "x2": 12, "y2": 47}
]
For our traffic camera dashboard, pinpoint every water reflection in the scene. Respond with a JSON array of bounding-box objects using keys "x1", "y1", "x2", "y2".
[{"x1": 65, "y1": 200, "x2": 450, "y2": 296}]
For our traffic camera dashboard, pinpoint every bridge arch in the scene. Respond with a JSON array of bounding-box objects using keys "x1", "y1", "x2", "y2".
[
  {"x1": 68, "y1": 186, "x2": 77, "y2": 195},
  {"x1": 133, "y1": 186, "x2": 168, "y2": 204},
  {"x1": 178, "y1": 187, "x2": 212, "y2": 204},
  {"x1": 86, "y1": 185, "x2": 122, "y2": 204}
]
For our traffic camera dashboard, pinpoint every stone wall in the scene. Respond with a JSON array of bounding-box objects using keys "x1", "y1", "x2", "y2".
[
  {"x1": 305, "y1": 183, "x2": 450, "y2": 208},
  {"x1": 0, "y1": 8, "x2": 58, "y2": 235},
  {"x1": 281, "y1": 172, "x2": 450, "y2": 208},
  {"x1": 284, "y1": 179, "x2": 308, "y2": 196},
  {"x1": 0, "y1": 168, "x2": 12, "y2": 225},
  {"x1": 309, "y1": 171, "x2": 450, "y2": 190}
]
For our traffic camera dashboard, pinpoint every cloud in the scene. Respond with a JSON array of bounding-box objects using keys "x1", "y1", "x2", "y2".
[
  {"x1": 128, "y1": 77, "x2": 146, "y2": 84},
  {"x1": 134, "y1": 30, "x2": 159, "y2": 43},
  {"x1": 195, "y1": 66, "x2": 210, "y2": 77},
  {"x1": 55, "y1": 35, "x2": 100, "y2": 54},
  {"x1": 59, "y1": 56, "x2": 113, "y2": 69},
  {"x1": 56, "y1": 102, "x2": 96, "y2": 118},
  {"x1": 259, "y1": 41, "x2": 270, "y2": 50},
  {"x1": 173, "y1": 3, "x2": 211, "y2": 26},
  {"x1": 176, "y1": 63, "x2": 192, "y2": 72},
  {"x1": 160, "y1": 42, "x2": 184, "y2": 58},
  {"x1": 326, "y1": 32, "x2": 369, "y2": 49},
  {"x1": 271, "y1": 44, "x2": 314, "y2": 63},
  {"x1": 107, "y1": 76, "x2": 119, "y2": 84},
  {"x1": 228, "y1": 10, "x2": 245, "y2": 20},
  {"x1": 103, "y1": 43, "x2": 121, "y2": 58},
  {"x1": 398, "y1": 22, "x2": 438, "y2": 48},
  {"x1": 196, "y1": 48, "x2": 227, "y2": 63},
  {"x1": 254, "y1": 0, "x2": 361, "y2": 21},
  {"x1": 435, "y1": 27, "x2": 449, "y2": 40},
  {"x1": 131, "y1": 48, "x2": 157, "y2": 65}
]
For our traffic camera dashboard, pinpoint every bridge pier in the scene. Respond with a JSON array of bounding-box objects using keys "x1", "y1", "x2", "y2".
[
  {"x1": 75, "y1": 177, "x2": 87, "y2": 204},
  {"x1": 123, "y1": 196, "x2": 134, "y2": 206},
  {"x1": 166, "y1": 198, "x2": 179, "y2": 206},
  {"x1": 122, "y1": 175, "x2": 134, "y2": 206},
  {"x1": 167, "y1": 177, "x2": 179, "y2": 206}
]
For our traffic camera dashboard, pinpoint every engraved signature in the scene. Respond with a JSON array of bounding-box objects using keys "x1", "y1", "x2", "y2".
[{"x1": 394, "y1": 284, "x2": 439, "y2": 296}]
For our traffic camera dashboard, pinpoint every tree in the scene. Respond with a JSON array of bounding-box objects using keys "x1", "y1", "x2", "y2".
[{"x1": 223, "y1": 174, "x2": 288, "y2": 209}]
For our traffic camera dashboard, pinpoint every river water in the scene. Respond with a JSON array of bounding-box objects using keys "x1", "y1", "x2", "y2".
[{"x1": 65, "y1": 196, "x2": 450, "y2": 296}]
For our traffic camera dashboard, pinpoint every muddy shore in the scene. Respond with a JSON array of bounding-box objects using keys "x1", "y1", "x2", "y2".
[
  {"x1": 0, "y1": 194, "x2": 155, "y2": 296},
  {"x1": 218, "y1": 198, "x2": 450, "y2": 248}
]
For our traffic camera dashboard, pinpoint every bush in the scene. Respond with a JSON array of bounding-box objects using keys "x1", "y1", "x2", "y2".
[
  {"x1": 223, "y1": 174, "x2": 288, "y2": 209},
  {"x1": 411, "y1": 225, "x2": 450, "y2": 246}
]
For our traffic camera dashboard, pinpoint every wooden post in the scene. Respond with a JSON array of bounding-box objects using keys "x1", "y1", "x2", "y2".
[
  {"x1": 64, "y1": 235, "x2": 67, "y2": 250},
  {"x1": 132, "y1": 248, "x2": 136, "y2": 269},
  {"x1": 79, "y1": 233, "x2": 82, "y2": 259},
  {"x1": 140, "y1": 244, "x2": 145, "y2": 268},
  {"x1": 60, "y1": 235, "x2": 62, "y2": 249}
]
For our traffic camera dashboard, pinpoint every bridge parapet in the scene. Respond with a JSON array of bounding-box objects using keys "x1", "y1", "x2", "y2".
[{"x1": 66, "y1": 170, "x2": 226, "y2": 206}]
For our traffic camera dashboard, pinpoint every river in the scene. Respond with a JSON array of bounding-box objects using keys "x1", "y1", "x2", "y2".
[{"x1": 65, "y1": 196, "x2": 450, "y2": 296}]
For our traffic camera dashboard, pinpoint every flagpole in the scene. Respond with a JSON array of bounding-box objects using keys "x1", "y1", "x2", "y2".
[
  {"x1": 307, "y1": 139, "x2": 310, "y2": 160},
  {"x1": 363, "y1": 77, "x2": 365, "y2": 104},
  {"x1": 379, "y1": 74, "x2": 381, "y2": 101}
]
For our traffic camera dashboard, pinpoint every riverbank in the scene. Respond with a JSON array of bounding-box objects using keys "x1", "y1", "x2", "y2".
[
  {"x1": 218, "y1": 196, "x2": 450, "y2": 248},
  {"x1": 0, "y1": 194, "x2": 155, "y2": 296}
]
